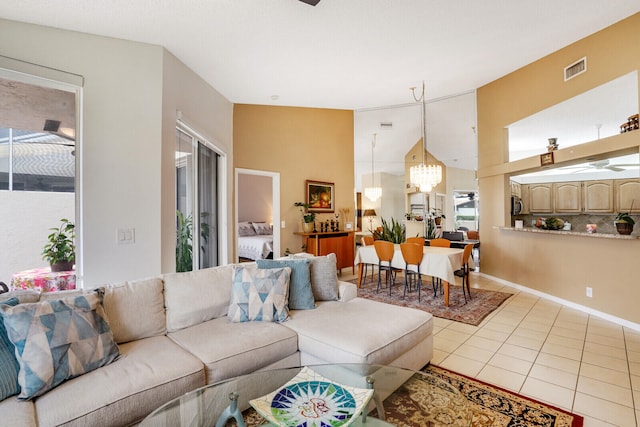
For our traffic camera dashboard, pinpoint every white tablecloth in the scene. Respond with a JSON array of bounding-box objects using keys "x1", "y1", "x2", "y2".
[{"x1": 355, "y1": 244, "x2": 467, "y2": 284}]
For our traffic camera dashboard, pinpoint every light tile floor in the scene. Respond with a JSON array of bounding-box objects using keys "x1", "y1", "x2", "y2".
[{"x1": 340, "y1": 268, "x2": 640, "y2": 426}]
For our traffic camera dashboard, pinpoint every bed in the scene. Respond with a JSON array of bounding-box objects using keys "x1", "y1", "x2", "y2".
[{"x1": 237, "y1": 221, "x2": 273, "y2": 261}]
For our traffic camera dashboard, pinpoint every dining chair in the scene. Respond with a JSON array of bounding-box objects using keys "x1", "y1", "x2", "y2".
[
  {"x1": 400, "y1": 243, "x2": 424, "y2": 302},
  {"x1": 361, "y1": 236, "x2": 376, "y2": 284},
  {"x1": 466, "y1": 230, "x2": 480, "y2": 263},
  {"x1": 428, "y1": 238, "x2": 450, "y2": 296},
  {"x1": 429, "y1": 238, "x2": 451, "y2": 248},
  {"x1": 454, "y1": 244, "x2": 475, "y2": 303},
  {"x1": 373, "y1": 240, "x2": 399, "y2": 295},
  {"x1": 405, "y1": 236, "x2": 425, "y2": 246}
]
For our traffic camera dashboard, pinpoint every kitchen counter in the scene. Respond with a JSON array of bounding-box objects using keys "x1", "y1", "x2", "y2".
[{"x1": 497, "y1": 226, "x2": 639, "y2": 240}]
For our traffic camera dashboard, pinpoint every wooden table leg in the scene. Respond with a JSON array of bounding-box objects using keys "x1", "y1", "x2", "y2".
[
  {"x1": 443, "y1": 281, "x2": 450, "y2": 307},
  {"x1": 357, "y1": 263, "x2": 364, "y2": 288}
]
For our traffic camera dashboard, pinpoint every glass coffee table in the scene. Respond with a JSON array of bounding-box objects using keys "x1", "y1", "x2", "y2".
[{"x1": 142, "y1": 364, "x2": 471, "y2": 426}]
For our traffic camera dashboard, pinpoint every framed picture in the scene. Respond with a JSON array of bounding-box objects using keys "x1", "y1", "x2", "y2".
[
  {"x1": 305, "y1": 180, "x2": 335, "y2": 213},
  {"x1": 540, "y1": 152, "x2": 555, "y2": 166}
]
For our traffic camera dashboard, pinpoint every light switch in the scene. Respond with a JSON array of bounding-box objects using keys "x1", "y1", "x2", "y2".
[
  {"x1": 281, "y1": 220, "x2": 286, "y2": 228},
  {"x1": 117, "y1": 228, "x2": 135, "y2": 244}
]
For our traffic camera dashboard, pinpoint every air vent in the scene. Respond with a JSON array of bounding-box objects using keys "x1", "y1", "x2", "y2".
[
  {"x1": 564, "y1": 57, "x2": 587, "y2": 81},
  {"x1": 379, "y1": 122, "x2": 393, "y2": 130}
]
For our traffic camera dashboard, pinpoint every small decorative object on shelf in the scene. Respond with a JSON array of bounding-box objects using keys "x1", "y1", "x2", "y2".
[
  {"x1": 295, "y1": 202, "x2": 316, "y2": 233},
  {"x1": 586, "y1": 224, "x2": 597, "y2": 234},
  {"x1": 620, "y1": 114, "x2": 639, "y2": 133},
  {"x1": 547, "y1": 137, "x2": 559, "y2": 152},
  {"x1": 614, "y1": 207, "x2": 635, "y2": 235},
  {"x1": 540, "y1": 151, "x2": 554, "y2": 166}
]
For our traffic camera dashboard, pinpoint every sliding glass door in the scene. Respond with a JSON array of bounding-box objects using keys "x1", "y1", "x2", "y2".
[{"x1": 175, "y1": 127, "x2": 219, "y2": 272}]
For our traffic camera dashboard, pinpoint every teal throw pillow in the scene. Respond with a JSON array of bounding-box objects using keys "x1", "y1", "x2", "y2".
[
  {"x1": 0, "y1": 297, "x2": 20, "y2": 400},
  {"x1": 228, "y1": 266, "x2": 291, "y2": 323},
  {"x1": 256, "y1": 258, "x2": 316, "y2": 310},
  {"x1": 0, "y1": 288, "x2": 120, "y2": 400}
]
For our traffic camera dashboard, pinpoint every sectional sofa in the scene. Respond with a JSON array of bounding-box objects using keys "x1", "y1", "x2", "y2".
[{"x1": 0, "y1": 254, "x2": 433, "y2": 426}]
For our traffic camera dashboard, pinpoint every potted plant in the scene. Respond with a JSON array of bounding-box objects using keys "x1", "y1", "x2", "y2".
[
  {"x1": 372, "y1": 217, "x2": 406, "y2": 243},
  {"x1": 429, "y1": 208, "x2": 445, "y2": 225},
  {"x1": 614, "y1": 212, "x2": 635, "y2": 235},
  {"x1": 294, "y1": 202, "x2": 316, "y2": 233},
  {"x1": 42, "y1": 218, "x2": 75, "y2": 272}
]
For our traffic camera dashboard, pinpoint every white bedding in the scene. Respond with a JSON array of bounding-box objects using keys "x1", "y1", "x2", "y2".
[{"x1": 238, "y1": 235, "x2": 273, "y2": 260}]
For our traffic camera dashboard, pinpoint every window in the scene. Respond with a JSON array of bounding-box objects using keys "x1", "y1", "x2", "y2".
[
  {"x1": 0, "y1": 68, "x2": 79, "y2": 284},
  {"x1": 176, "y1": 125, "x2": 220, "y2": 272},
  {"x1": 0, "y1": 128, "x2": 75, "y2": 192}
]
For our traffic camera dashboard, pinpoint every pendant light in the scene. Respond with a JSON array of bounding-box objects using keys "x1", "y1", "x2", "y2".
[
  {"x1": 409, "y1": 81, "x2": 442, "y2": 193},
  {"x1": 364, "y1": 133, "x2": 382, "y2": 202}
]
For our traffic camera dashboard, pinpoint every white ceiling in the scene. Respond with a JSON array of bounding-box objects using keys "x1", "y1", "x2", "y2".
[{"x1": 2, "y1": 1, "x2": 639, "y2": 185}]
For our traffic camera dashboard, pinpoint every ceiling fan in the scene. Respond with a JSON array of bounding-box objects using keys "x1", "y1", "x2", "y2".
[
  {"x1": 560, "y1": 159, "x2": 639, "y2": 173},
  {"x1": 298, "y1": 0, "x2": 321, "y2": 5}
]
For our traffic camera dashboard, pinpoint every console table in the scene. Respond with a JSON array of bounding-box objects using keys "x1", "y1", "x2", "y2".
[{"x1": 294, "y1": 230, "x2": 355, "y2": 273}]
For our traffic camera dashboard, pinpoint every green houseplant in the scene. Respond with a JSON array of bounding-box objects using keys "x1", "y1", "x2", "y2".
[
  {"x1": 372, "y1": 217, "x2": 406, "y2": 243},
  {"x1": 176, "y1": 210, "x2": 193, "y2": 272},
  {"x1": 614, "y1": 211, "x2": 635, "y2": 235},
  {"x1": 42, "y1": 218, "x2": 75, "y2": 272},
  {"x1": 294, "y1": 202, "x2": 316, "y2": 233}
]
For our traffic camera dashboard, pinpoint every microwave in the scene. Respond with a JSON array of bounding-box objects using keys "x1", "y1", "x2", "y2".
[{"x1": 511, "y1": 196, "x2": 523, "y2": 215}]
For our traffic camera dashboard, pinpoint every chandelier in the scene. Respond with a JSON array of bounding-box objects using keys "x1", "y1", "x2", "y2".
[
  {"x1": 364, "y1": 133, "x2": 382, "y2": 202},
  {"x1": 409, "y1": 81, "x2": 442, "y2": 193}
]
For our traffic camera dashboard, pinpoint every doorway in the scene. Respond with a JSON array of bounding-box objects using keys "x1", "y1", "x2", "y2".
[{"x1": 235, "y1": 168, "x2": 280, "y2": 262}]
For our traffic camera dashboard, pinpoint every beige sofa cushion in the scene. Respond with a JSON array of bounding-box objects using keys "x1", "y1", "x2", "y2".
[
  {"x1": 283, "y1": 298, "x2": 433, "y2": 366},
  {"x1": 34, "y1": 335, "x2": 205, "y2": 427},
  {"x1": 163, "y1": 265, "x2": 234, "y2": 332},
  {"x1": 103, "y1": 277, "x2": 166, "y2": 344},
  {"x1": 168, "y1": 316, "x2": 298, "y2": 384},
  {"x1": 0, "y1": 397, "x2": 36, "y2": 426}
]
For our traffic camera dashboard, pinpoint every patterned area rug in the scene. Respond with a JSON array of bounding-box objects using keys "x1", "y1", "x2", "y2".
[
  {"x1": 349, "y1": 276, "x2": 513, "y2": 326},
  {"x1": 231, "y1": 365, "x2": 583, "y2": 427},
  {"x1": 411, "y1": 365, "x2": 584, "y2": 427}
]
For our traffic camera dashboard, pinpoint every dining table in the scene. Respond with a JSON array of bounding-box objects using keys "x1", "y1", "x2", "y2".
[{"x1": 354, "y1": 244, "x2": 469, "y2": 307}]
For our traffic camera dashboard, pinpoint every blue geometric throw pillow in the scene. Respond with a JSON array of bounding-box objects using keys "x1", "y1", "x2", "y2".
[
  {"x1": 0, "y1": 288, "x2": 120, "y2": 400},
  {"x1": 256, "y1": 258, "x2": 316, "y2": 310},
  {"x1": 0, "y1": 297, "x2": 20, "y2": 400},
  {"x1": 228, "y1": 266, "x2": 291, "y2": 323}
]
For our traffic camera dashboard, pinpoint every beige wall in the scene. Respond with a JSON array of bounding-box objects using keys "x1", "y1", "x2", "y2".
[
  {"x1": 1, "y1": 19, "x2": 233, "y2": 285},
  {"x1": 233, "y1": 105, "x2": 354, "y2": 257},
  {"x1": 161, "y1": 51, "x2": 233, "y2": 272},
  {"x1": 477, "y1": 13, "x2": 640, "y2": 324}
]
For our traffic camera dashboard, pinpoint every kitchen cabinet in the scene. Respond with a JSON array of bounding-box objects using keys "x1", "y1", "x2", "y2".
[
  {"x1": 510, "y1": 181, "x2": 521, "y2": 198},
  {"x1": 615, "y1": 179, "x2": 640, "y2": 213},
  {"x1": 553, "y1": 182, "x2": 582, "y2": 213},
  {"x1": 529, "y1": 183, "x2": 553, "y2": 213},
  {"x1": 583, "y1": 180, "x2": 614, "y2": 213}
]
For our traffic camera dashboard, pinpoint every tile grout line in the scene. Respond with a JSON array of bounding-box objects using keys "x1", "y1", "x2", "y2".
[{"x1": 623, "y1": 327, "x2": 639, "y2": 427}]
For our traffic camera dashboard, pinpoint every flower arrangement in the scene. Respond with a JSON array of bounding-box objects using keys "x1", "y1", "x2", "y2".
[{"x1": 294, "y1": 202, "x2": 316, "y2": 223}]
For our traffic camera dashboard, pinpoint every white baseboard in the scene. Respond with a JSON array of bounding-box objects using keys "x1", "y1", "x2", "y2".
[{"x1": 479, "y1": 272, "x2": 640, "y2": 332}]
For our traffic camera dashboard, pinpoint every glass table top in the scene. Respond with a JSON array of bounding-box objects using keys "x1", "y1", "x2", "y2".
[{"x1": 142, "y1": 364, "x2": 472, "y2": 427}]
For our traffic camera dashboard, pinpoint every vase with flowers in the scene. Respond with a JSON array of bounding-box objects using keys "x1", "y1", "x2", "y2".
[{"x1": 294, "y1": 202, "x2": 316, "y2": 233}]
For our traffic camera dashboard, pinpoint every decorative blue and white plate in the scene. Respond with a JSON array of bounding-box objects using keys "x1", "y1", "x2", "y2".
[{"x1": 249, "y1": 366, "x2": 374, "y2": 427}]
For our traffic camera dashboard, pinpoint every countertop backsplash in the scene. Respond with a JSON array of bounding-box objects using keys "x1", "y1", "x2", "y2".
[{"x1": 513, "y1": 214, "x2": 639, "y2": 235}]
